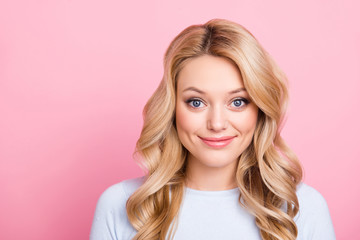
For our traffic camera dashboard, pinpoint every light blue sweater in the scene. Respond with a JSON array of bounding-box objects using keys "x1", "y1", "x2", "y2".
[{"x1": 90, "y1": 176, "x2": 335, "y2": 240}]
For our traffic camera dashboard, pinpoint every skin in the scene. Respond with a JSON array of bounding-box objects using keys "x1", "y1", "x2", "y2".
[{"x1": 175, "y1": 55, "x2": 259, "y2": 191}]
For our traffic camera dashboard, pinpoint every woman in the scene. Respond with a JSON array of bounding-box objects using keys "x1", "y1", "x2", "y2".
[{"x1": 90, "y1": 19, "x2": 335, "y2": 240}]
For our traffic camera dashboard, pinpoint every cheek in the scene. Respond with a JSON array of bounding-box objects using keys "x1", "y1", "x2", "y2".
[
  {"x1": 176, "y1": 105, "x2": 192, "y2": 136},
  {"x1": 233, "y1": 107, "x2": 258, "y2": 135},
  {"x1": 175, "y1": 104, "x2": 202, "y2": 138}
]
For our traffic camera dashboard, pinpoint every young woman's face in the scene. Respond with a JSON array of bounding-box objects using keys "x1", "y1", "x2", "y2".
[{"x1": 176, "y1": 55, "x2": 258, "y2": 171}]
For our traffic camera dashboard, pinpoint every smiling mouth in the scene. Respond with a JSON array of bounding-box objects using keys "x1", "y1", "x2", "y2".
[{"x1": 199, "y1": 136, "x2": 236, "y2": 148}]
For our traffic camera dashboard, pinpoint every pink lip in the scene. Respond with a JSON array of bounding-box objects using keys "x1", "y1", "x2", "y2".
[{"x1": 199, "y1": 136, "x2": 236, "y2": 148}]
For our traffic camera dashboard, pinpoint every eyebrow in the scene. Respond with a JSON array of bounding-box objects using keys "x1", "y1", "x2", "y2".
[{"x1": 182, "y1": 86, "x2": 246, "y2": 94}]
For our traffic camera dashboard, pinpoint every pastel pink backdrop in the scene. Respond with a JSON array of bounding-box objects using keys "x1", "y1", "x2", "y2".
[{"x1": 0, "y1": 0, "x2": 359, "y2": 239}]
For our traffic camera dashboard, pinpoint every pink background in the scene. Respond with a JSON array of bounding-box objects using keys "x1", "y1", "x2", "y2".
[{"x1": 1, "y1": 0, "x2": 359, "y2": 239}]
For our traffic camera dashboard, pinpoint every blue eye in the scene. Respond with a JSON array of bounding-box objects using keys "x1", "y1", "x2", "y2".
[
  {"x1": 230, "y1": 98, "x2": 248, "y2": 108},
  {"x1": 187, "y1": 99, "x2": 205, "y2": 108}
]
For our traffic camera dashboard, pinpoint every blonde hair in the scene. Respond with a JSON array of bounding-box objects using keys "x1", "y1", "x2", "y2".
[{"x1": 126, "y1": 19, "x2": 303, "y2": 240}]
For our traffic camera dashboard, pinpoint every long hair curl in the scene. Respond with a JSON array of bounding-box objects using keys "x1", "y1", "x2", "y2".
[{"x1": 126, "y1": 18, "x2": 303, "y2": 240}]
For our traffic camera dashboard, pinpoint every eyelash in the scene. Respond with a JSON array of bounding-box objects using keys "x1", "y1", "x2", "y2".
[{"x1": 186, "y1": 98, "x2": 249, "y2": 109}]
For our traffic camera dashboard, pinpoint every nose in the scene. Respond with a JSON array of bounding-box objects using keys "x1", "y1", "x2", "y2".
[{"x1": 207, "y1": 105, "x2": 228, "y2": 131}]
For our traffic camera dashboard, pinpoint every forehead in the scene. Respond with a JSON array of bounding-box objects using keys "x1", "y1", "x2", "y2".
[{"x1": 177, "y1": 55, "x2": 244, "y2": 92}]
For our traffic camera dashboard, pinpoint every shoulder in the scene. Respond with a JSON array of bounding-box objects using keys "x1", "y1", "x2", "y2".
[
  {"x1": 97, "y1": 176, "x2": 145, "y2": 207},
  {"x1": 296, "y1": 182, "x2": 328, "y2": 210},
  {"x1": 295, "y1": 182, "x2": 336, "y2": 239},
  {"x1": 90, "y1": 176, "x2": 145, "y2": 240},
  {"x1": 295, "y1": 182, "x2": 330, "y2": 218}
]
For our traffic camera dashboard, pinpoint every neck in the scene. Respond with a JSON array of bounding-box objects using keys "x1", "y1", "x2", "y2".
[{"x1": 185, "y1": 156, "x2": 238, "y2": 191}]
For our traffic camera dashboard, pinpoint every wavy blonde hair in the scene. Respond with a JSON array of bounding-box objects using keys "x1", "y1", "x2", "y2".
[{"x1": 126, "y1": 19, "x2": 303, "y2": 240}]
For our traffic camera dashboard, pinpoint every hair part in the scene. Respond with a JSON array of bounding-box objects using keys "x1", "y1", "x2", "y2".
[{"x1": 126, "y1": 18, "x2": 303, "y2": 240}]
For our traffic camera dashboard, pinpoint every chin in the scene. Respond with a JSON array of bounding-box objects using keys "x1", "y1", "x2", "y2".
[{"x1": 195, "y1": 153, "x2": 240, "y2": 169}]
